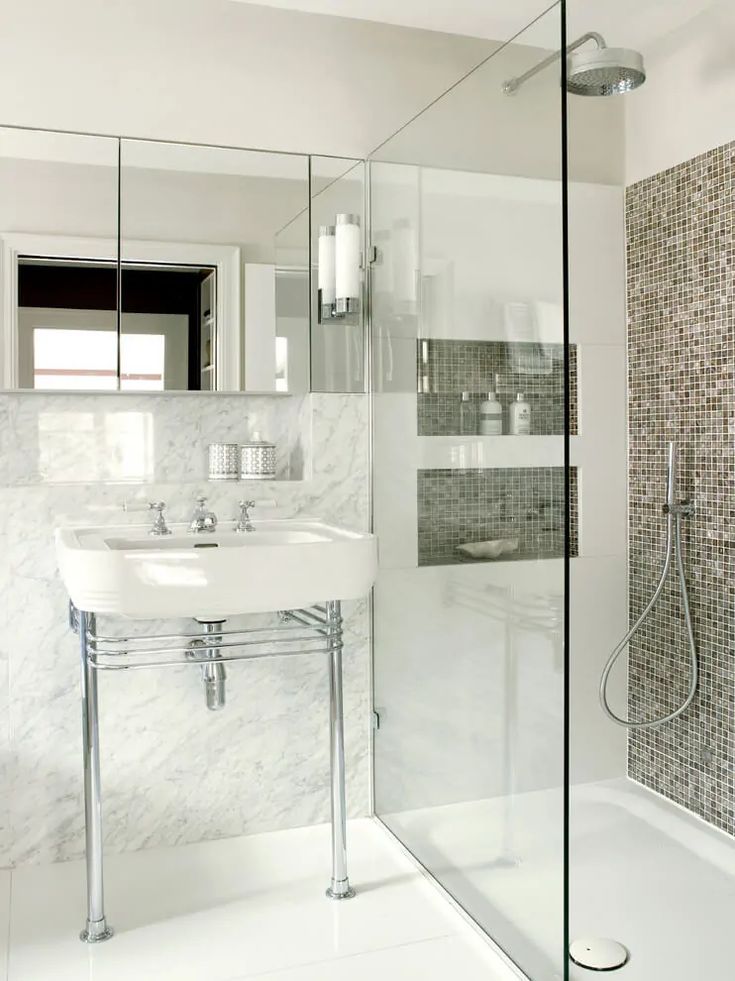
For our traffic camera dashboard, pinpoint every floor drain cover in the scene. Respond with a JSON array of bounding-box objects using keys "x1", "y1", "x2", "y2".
[{"x1": 570, "y1": 938, "x2": 629, "y2": 971}]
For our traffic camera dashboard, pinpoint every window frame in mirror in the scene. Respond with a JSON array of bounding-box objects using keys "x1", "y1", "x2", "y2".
[{"x1": 2, "y1": 232, "x2": 240, "y2": 391}]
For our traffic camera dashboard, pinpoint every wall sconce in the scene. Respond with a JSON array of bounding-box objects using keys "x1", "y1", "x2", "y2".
[
  {"x1": 335, "y1": 213, "x2": 360, "y2": 316},
  {"x1": 318, "y1": 213, "x2": 361, "y2": 322}
]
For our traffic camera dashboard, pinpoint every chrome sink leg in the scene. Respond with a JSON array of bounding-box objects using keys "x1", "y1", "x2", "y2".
[
  {"x1": 79, "y1": 611, "x2": 113, "y2": 943},
  {"x1": 325, "y1": 600, "x2": 355, "y2": 900}
]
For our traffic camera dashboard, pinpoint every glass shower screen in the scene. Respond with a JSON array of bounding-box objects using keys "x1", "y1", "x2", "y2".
[{"x1": 369, "y1": 6, "x2": 568, "y2": 979}]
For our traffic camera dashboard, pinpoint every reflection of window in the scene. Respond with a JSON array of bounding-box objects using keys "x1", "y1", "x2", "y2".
[
  {"x1": 275, "y1": 336, "x2": 288, "y2": 392},
  {"x1": 20, "y1": 259, "x2": 213, "y2": 391},
  {"x1": 33, "y1": 327, "x2": 117, "y2": 390},
  {"x1": 32, "y1": 327, "x2": 166, "y2": 391},
  {"x1": 120, "y1": 334, "x2": 166, "y2": 391}
]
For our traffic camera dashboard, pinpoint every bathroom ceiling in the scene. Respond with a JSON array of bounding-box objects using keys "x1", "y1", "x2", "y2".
[{"x1": 231, "y1": 0, "x2": 719, "y2": 49}]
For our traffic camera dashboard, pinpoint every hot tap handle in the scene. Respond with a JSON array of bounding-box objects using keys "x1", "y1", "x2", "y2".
[
  {"x1": 123, "y1": 500, "x2": 167, "y2": 514},
  {"x1": 123, "y1": 500, "x2": 170, "y2": 535}
]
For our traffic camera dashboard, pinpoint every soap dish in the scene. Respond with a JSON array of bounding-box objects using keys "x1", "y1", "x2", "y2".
[{"x1": 456, "y1": 538, "x2": 520, "y2": 561}]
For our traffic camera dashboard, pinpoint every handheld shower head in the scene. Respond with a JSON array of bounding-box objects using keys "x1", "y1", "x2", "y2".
[{"x1": 666, "y1": 440, "x2": 677, "y2": 509}]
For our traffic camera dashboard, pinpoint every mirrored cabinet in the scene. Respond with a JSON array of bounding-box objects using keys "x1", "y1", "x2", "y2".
[{"x1": 0, "y1": 126, "x2": 365, "y2": 394}]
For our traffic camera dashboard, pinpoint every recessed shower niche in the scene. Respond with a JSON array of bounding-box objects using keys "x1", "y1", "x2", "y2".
[
  {"x1": 417, "y1": 339, "x2": 578, "y2": 437},
  {"x1": 417, "y1": 465, "x2": 578, "y2": 566},
  {"x1": 414, "y1": 339, "x2": 579, "y2": 566}
]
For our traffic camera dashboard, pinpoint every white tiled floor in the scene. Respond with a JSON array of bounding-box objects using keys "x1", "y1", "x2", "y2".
[
  {"x1": 0, "y1": 873, "x2": 9, "y2": 981},
  {"x1": 9, "y1": 781, "x2": 727, "y2": 980},
  {"x1": 0, "y1": 819, "x2": 516, "y2": 981}
]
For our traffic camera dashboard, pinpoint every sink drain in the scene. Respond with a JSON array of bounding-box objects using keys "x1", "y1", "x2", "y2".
[{"x1": 570, "y1": 938, "x2": 629, "y2": 971}]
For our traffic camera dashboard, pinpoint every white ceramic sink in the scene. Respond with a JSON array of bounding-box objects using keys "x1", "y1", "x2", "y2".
[{"x1": 55, "y1": 519, "x2": 378, "y2": 620}]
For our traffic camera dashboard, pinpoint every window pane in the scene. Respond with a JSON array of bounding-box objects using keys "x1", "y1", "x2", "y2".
[
  {"x1": 120, "y1": 332, "x2": 165, "y2": 391},
  {"x1": 32, "y1": 326, "x2": 117, "y2": 390}
]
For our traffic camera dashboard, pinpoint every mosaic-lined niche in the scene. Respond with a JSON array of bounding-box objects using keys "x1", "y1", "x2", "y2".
[
  {"x1": 626, "y1": 139, "x2": 735, "y2": 837},
  {"x1": 417, "y1": 340, "x2": 577, "y2": 437},
  {"x1": 417, "y1": 466, "x2": 578, "y2": 567}
]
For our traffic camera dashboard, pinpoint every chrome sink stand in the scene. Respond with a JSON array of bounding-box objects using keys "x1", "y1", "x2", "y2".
[{"x1": 70, "y1": 599, "x2": 354, "y2": 944}]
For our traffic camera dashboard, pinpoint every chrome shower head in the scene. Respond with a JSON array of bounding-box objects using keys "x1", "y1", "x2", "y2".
[
  {"x1": 502, "y1": 32, "x2": 646, "y2": 98},
  {"x1": 567, "y1": 45, "x2": 646, "y2": 96}
]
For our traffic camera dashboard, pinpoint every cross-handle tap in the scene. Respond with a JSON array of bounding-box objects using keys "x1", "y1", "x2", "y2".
[
  {"x1": 123, "y1": 499, "x2": 171, "y2": 536},
  {"x1": 189, "y1": 496, "x2": 218, "y2": 534},
  {"x1": 236, "y1": 500, "x2": 256, "y2": 533}
]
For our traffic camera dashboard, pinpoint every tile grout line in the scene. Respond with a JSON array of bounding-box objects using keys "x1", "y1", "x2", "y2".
[{"x1": 220, "y1": 931, "x2": 459, "y2": 981}]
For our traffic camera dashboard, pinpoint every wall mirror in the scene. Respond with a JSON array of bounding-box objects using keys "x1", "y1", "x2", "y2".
[
  {"x1": 0, "y1": 126, "x2": 365, "y2": 394},
  {"x1": 0, "y1": 127, "x2": 120, "y2": 390}
]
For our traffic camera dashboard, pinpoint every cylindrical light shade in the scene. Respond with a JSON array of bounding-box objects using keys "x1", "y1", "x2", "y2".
[
  {"x1": 335, "y1": 213, "x2": 361, "y2": 313},
  {"x1": 318, "y1": 225, "x2": 336, "y2": 305}
]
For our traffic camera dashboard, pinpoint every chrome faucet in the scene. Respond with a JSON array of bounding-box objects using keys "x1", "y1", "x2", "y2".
[
  {"x1": 149, "y1": 502, "x2": 171, "y2": 537},
  {"x1": 123, "y1": 500, "x2": 171, "y2": 536},
  {"x1": 189, "y1": 497, "x2": 218, "y2": 534},
  {"x1": 236, "y1": 500, "x2": 256, "y2": 533}
]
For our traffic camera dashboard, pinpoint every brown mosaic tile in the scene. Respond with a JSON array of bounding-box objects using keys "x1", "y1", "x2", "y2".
[{"x1": 626, "y1": 139, "x2": 735, "y2": 836}]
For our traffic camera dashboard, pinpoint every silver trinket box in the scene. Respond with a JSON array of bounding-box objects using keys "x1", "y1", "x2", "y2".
[
  {"x1": 208, "y1": 442, "x2": 240, "y2": 481},
  {"x1": 240, "y1": 434, "x2": 276, "y2": 480}
]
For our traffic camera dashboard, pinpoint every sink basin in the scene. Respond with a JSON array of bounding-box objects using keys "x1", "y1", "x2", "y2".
[{"x1": 55, "y1": 519, "x2": 378, "y2": 620}]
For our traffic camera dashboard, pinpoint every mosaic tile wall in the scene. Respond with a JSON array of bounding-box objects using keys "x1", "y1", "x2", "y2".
[
  {"x1": 417, "y1": 466, "x2": 578, "y2": 567},
  {"x1": 417, "y1": 340, "x2": 577, "y2": 436},
  {"x1": 626, "y1": 140, "x2": 735, "y2": 836}
]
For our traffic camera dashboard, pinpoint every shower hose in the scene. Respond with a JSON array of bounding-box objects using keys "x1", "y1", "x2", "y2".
[{"x1": 599, "y1": 443, "x2": 698, "y2": 729}]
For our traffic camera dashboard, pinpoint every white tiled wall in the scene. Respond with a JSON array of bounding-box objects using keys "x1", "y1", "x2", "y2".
[
  {"x1": 567, "y1": 182, "x2": 628, "y2": 784},
  {"x1": 370, "y1": 172, "x2": 629, "y2": 810},
  {"x1": 0, "y1": 391, "x2": 370, "y2": 868}
]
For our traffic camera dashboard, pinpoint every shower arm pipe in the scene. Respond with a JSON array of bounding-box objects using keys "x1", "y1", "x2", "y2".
[{"x1": 502, "y1": 31, "x2": 606, "y2": 94}]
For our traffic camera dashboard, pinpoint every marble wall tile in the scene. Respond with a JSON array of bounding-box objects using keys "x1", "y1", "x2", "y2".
[
  {"x1": 0, "y1": 653, "x2": 9, "y2": 868},
  {"x1": 0, "y1": 391, "x2": 370, "y2": 867},
  {"x1": 0, "y1": 392, "x2": 306, "y2": 486}
]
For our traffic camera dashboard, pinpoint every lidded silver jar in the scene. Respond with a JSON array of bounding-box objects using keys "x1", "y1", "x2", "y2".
[
  {"x1": 240, "y1": 433, "x2": 276, "y2": 480},
  {"x1": 208, "y1": 442, "x2": 240, "y2": 481}
]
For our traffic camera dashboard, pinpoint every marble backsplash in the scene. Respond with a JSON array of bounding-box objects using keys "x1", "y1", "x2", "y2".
[{"x1": 0, "y1": 391, "x2": 370, "y2": 868}]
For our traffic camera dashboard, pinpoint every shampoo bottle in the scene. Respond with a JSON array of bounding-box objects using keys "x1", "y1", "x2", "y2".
[
  {"x1": 479, "y1": 387, "x2": 503, "y2": 435},
  {"x1": 510, "y1": 393, "x2": 531, "y2": 435}
]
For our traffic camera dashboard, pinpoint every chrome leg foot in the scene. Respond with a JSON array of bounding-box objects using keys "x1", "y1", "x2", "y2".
[
  {"x1": 80, "y1": 919, "x2": 114, "y2": 944},
  {"x1": 326, "y1": 882, "x2": 356, "y2": 901}
]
